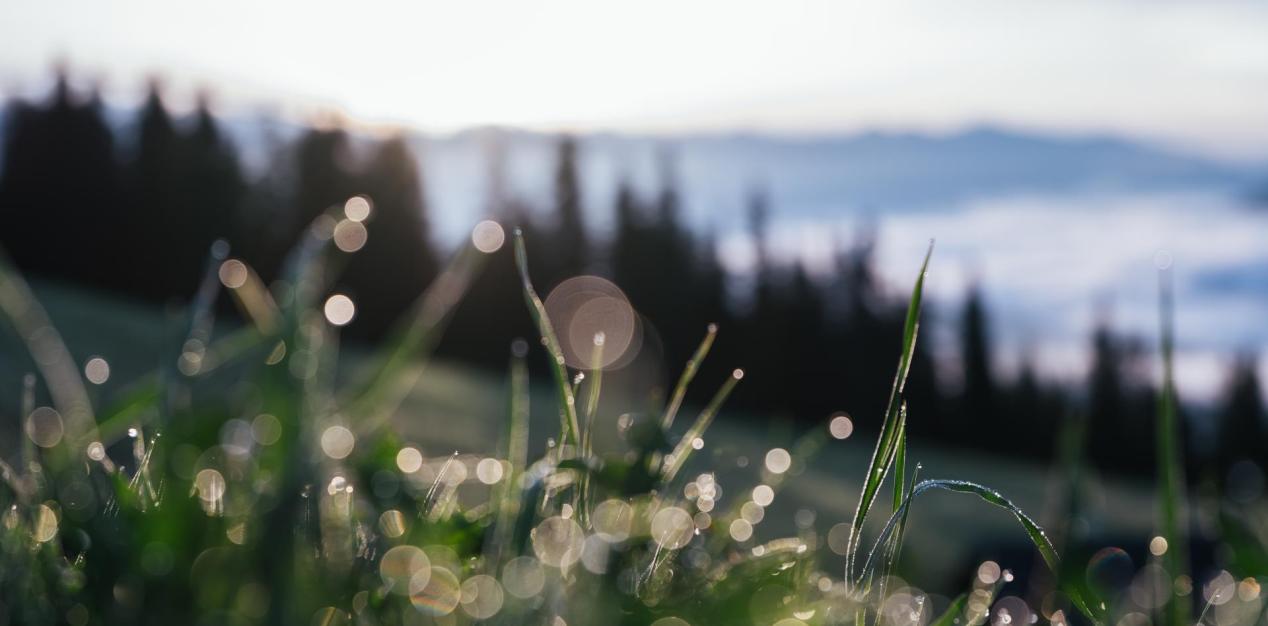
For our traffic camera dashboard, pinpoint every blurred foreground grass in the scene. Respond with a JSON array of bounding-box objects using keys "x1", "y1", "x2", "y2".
[{"x1": 0, "y1": 210, "x2": 1262, "y2": 626}]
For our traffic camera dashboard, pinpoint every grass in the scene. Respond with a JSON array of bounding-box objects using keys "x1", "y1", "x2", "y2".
[{"x1": 0, "y1": 208, "x2": 1259, "y2": 625}]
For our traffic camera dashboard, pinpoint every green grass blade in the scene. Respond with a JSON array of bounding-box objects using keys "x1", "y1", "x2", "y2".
[
  {"x1": 845, "y1": 240, "x2": 933, "y2": 581},
  {"x1": 861, "y1": 479, "x2": 1057, "y2": 585},
  {"x1": 222, "y1": 258, "x2": 282, "y2": 334},
  {"x1": 1155, "y1": 267, "x2": 1190, "y2": 626},
  {"x1": 345, "y1": 243, "x2": 485, "y2": 432},
  {"x1": 929, "y1": 593, "x2": 968, "y2": 626},
  {"x1": 512, "y1": 230, "x2": 582, "y2": 449},
  {"x1": 877, "y1": 454, "x2": 919, "y2": 618},
  {"x1": 660, "y1": 323, "x2": 718, "y2": 430},
  {"x1": 503, "y1": 349, "x2": 531, "y2": 549},
  {"x1": 859, "y1": 478, "x2": 1099, "y2": 623},
  {"x1": 486, "y1": 348, "x2": 530, "y2": 567},
  {"x1": 661, "y1": 368, "x2": 743, "y2": 484},
  {"x1": 0, "y1": 249, "x2": 98, "y2": 452},
  {"x1": 881, "y1": 460, "x2": 920, "y2": 586},
  {"x1": 507, "y1": 348, "x2": 531, "y2": 484},
  {"x1": 577, "y1": 341, "x2": 606, "y2": 527},
  {"x1": 278, "y1": 214, "x2": 340, "y2": 315},
  {"x1": 892, "y1": 403, "x2": 908, "y2": 512}
]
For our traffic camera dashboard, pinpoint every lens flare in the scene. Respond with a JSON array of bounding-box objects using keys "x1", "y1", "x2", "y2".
[
  {"x1": 380, "y1": 545, "x2": 430, "y2": 595},
  {"x1": 502, "y1": 556, "x2": 545, "y2": 599},
  {"x1": 460, "y1": 574, "x2": 504, "y2": 619},
  {"x1": 323, "y1": 294, "x2": 356, "y2": 326},
  {"x1": 593, "y1": 499, "x2": 633, "y2": 542},
  {"x1": 471, "y1": 220, "x2": 506, "y2": 253},
  {"x1": 379, "y1": 510, "x2": 407, "y2": 538},
  {"x1": 321, "y1": 425, "x2": 355, "y2": 460},
  {"x1": 410, "y1": 566, "x2": 460, "y2": 616},
  {"x1": 476, "y1": 458, "x2": 504, "y2": 484},
  {"x1": 218, "y1": 259, "x2": 248, "y2": 288},
  {"x1": 344, "y1": 196, "x2": 372, "y2": 222},
  {"x1": 84, "y1": 356, "x2": 111, "y2": 384},
  {"x1": 531, "y1": 516, "x2": 585, "y2": 568},
  {"x1": 764, "y1": 448, "x2": 792, "y2": 474},
  {"x1": 651, "y1": 507, "x2": 694, "y2": 550},
  {"x1": 33, "y1": 503, "x2": 58, "y2": 543},
  {"x1": 752, "y1": 484, "x2": 775, "y2": 506},
  {"x1": 25, "y1": 407, "x2": 64, "y2": 448},
  {"x1": 544, "y1": 276, "x2": 640, "y2": 370},
  {"x1": 333, "y1": 220, "x2": 368, "y2": 253},
  {"x1": 829, "y1": 413, "x2": 854, "y2": 439},
  {"x1": 396, "y1": 447, "x2": 423, "y2": 473}
]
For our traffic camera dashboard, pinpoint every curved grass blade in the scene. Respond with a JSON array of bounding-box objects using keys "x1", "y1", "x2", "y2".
[
  {"x1": 845, "y1": 240, "x2": 933, "y2": 581},
  {"x1": 0, "y1": 248, "x2": 98, "y2": 452},
  {"x1": 512, "y1": 230, "x2": 581, "y2": 449},
  {"x1": 861, "y1": 479, "x2": 1056, "y2": 584},
  {"x1": 860, "y1": 478, "x2": 1099, "y2": 623},
  {"x1": 660, "y1": 323, "x2": 718, "y2": 430}
]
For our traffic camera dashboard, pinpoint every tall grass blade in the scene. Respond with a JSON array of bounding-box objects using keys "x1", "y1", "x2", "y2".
[
  {"x1": 183, "y1": 240, "x2": 228, "y2": 356},
  {"x1": 512, "y1": 230, "x2": 582, "y2": 449},
  {"x1": 1155, "y1": 266, "x2": 1190, "y2": 626},
  {"x1": 845, "y1": 240, "x2": 933, "y2": 582},
  {"x1": 879, "y1": 459, "x2": 919, "y2": 602},
  {"x1": 577, "y1": 341, "x2": 605, "y2": 527},
  {"x1": 507, "y1": 347, "x2": 531, "y2": 493},
  {"x1": 870, "y1": 406, "x2": 912, "y2": 613},
  {"x1": 0, "y1": 248, "x2": 98, "y2": 452},
  {"x1": 892, "y1": 404, "x2": 908, "y2": 512},
  {"x1": 661, "y1": 323, "x2": 718, "y2": 430},
  {"x1": 661, "y1": 369, "x2": 743, "y2": 484},
  {"x1": 489, "y1": 346, "x2": 531, "y2": 564},
  {"x1": 345, "y1": 244, "x2": 485, "y2": 432},
  {"x1": 222, "y1": 258, "x2": 281, "y2": 334}
]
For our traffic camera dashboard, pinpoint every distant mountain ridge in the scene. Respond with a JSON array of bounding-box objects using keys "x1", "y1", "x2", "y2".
[
  {"x1": 2, "y1": 99, "x2": 1262, "y2": 241},
  {"x1": 414, "y1": 124, "x2": 1264, "y2": 239}
]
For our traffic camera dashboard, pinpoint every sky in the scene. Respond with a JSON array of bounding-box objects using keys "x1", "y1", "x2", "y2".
[{"x1": 3, "y1": 0, "x2": 1268, "y2": 160}]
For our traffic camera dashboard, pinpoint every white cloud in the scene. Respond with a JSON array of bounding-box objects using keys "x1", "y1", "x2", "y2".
[{"x1": 2, "y1": 0, "x2": 1267, "y2": 158}]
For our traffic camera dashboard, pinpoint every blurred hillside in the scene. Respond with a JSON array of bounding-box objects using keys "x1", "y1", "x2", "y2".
[{"x1": 2, "y1": 73, "x2": 1266, "y2": 488}]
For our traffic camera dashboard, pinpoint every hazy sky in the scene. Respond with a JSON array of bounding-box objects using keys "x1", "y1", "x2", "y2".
[{"x1": 4, "y1": 0, "x2": 1268, "y2": 159}]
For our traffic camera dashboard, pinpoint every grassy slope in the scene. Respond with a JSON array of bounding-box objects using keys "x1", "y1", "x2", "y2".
[{"x1": 0, "y1": 278, "x2": 1156, "y2": 590}]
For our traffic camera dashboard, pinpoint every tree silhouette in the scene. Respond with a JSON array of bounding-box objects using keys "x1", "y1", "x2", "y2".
[
  {"x1": 1085, "y1": 321, "x2": 1159, "y2": 474},
  {"x1": 959, "y1": 285, "x2": 998, "y2": 440},
  {"x1": 440, "y1": 131, "x2": 533, "y2": 367},
  {"x1": 0, "y1": 70, "x2": 1250, "y2": 478},
  {"x1": 289, "y1": 126, "x2": 356, "y2": 253},
  {"x1": 122, "y1": 84, "x2": 244, "y2": 299},
  {"x1": 126, "y1": 81, "x2": 181, "y2": 297},
  {"x1": 542, "y1": 135, "x2": 587, "y2": 286},
  {"x1": 1216, "y1": 354, "x2": 1267, "y2": 476},
  {"x1": 339, "y1": 136, "x2": 438, "y2": 338},
  {"x1": 181, "y1": 95, "x2": 245, "y2": 283},
  {"x1": 0, "y1": 72, "x2": 121, "y2": 285}
]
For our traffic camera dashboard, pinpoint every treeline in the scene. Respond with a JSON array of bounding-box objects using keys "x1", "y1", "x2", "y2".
[{"x1": 1, "y1": 74, "x2": 1264, "y2": 483}]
